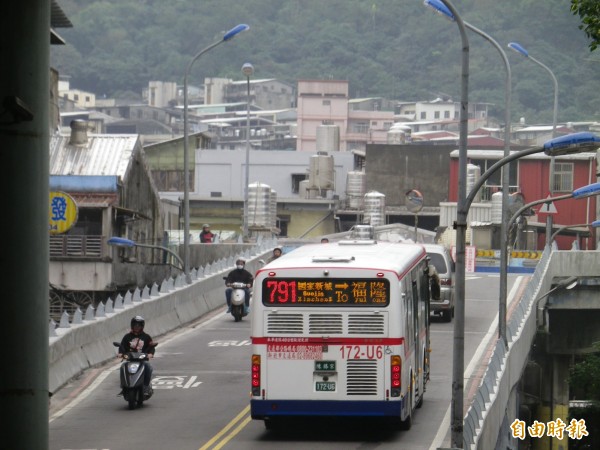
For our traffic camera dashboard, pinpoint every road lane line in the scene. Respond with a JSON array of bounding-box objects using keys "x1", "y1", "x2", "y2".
[
  {"x1": 428, "y1": 275, "x2": 524, "y2": 450},
  {"x1": 198, "y1": 405, "x2": 250, "y2": 450},
  {"x1": 211, "y1": 415, "x2": 252, "y2": 450},
  {"x1": 49, "y1": 366, "x2": 117, "y2": 422}
]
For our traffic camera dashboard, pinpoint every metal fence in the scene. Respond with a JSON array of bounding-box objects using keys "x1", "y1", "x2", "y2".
[{"x1": 463, "y1": 246, "x2": 551, "y2": 449}]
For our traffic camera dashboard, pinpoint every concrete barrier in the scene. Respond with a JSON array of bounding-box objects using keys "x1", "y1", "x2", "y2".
[{"x1": 49, "y1": 248, "x2": 271, "y2": 394}]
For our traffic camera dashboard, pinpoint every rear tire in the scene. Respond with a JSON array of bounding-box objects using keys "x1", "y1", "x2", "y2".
[
  {"x1": 398, "y1": 375, "x2": 414, "y2": 430},
  {"x1": 399, "y1": 389, "x2": 413, "y2": 430},
  {"x1": 441, "y1": 309, "x2": 452, "y2": 322}
]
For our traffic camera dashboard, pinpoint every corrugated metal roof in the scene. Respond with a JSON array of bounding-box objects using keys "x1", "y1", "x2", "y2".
[{"x1": 49, "y1": 133, "x2": 138, "y2": 177}]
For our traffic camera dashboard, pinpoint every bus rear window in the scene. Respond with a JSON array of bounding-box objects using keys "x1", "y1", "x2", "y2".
[{"x1": 261, "y1": 278, "x2": 390, "y2": 307}]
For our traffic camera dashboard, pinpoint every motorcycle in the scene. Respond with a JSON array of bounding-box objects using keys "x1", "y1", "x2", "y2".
[
  {"x1": 226, "y1": 280, "x2": 248, "y2": 322},
  {"x1": 113, "y1": 341, "x2": 157, "y2": 409}
]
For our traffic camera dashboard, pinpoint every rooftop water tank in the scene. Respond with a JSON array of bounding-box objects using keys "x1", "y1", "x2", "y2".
[
  {"x1": 308, "y1": 153, "x2": 334, "y2": 191},
  {"x1": 345, "y1": 171, "x2": 366, "y2": 209},
  {"x1": 248, "y1": 182, "x2": 271, "y2": 228},
  {"x1": 491, "y1": 191, "x2": 503, "y2": 224},
  {"x1": 299, "y1": 179, "x2": 310, "y2": 199},
  {"x1": 387, "y1": 129, "x2": 408, "y2": 144},
  {"x1": 466, "y1": 164, "x2": 482, "y2": 203},
  {"x1": 316, "y1": 125, "x2": 340, "y2": 153},
  {"x1": 363, "y1": 191, "x2": 385, "y2": 226}
]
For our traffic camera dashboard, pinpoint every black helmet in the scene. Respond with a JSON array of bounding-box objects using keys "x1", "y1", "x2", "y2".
[{"x1": 131, "y1": 315, "x2": 145, "y2": 329}]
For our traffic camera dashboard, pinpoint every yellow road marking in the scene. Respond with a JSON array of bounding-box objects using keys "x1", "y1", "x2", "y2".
[{"x1": 199, "y1": 405, "x2": 251, "y2": 450}]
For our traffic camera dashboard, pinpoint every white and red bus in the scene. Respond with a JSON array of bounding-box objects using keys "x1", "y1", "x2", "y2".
[{"x1": 250, "y1": 238, "x2": 432, "y2": 430}]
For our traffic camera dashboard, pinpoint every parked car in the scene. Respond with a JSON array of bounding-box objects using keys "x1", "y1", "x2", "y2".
[{"x1": 423, "y1": 244, "x2": 455, "y2": 322}]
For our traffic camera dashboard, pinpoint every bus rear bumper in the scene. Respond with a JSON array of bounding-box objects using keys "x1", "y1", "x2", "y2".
[{"x1": 251, "y1": 399, "x2": 403, "y2": 419}]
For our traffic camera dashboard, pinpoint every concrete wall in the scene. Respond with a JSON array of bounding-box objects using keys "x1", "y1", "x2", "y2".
[{"x1": 365, "y1": 143, "x2": 454, "y2": 207}]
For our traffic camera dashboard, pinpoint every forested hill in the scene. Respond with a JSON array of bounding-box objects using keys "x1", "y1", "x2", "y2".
[{"x1": 51, "y1": 0, "x2": 600, "y2": 123}]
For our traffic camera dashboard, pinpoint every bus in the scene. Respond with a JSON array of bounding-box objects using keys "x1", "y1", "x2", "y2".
[{"x1": 250, "y1": 238, "x2": 432, "y2": 430}]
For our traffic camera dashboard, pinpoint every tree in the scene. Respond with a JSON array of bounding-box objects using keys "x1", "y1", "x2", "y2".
[{"x1": 571, "y1": 0, "x2": 600, "y2": 51}]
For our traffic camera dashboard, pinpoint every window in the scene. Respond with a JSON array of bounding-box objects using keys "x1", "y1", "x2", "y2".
[
  {"x1": 291, "y1": 174, "x2": 308, "y2": 194},
  {"x1": 444, "y1": 110, "x2": 450, "y2": 119},
  {"x1": 434, "y1": 111, "x2": 440, "y2": 119},
  {"x1": 420, "y1": 111, "x2": 426, "y2": 120},
  {"x1": 323, "y1": 100, "x2": 331, "y2": 106},
  {"x1": 354, "y1": 122, "x2": 369, "y2": 133},
  {"x1": 552, "y1": 162, "x2": 573, "y2": 192}
]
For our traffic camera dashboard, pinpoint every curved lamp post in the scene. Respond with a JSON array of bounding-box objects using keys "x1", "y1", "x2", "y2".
[
  {"x1": 107, "y1": 236, "x2": 185, "y2": 272},
  {"x1": 242, "y1": 62, "x2": 254, "y2": 239},
  {"x1": 425, "y1": 0, "x2": 514, "y2": 355},
  {"x1": 507, "y1": 183, "x2": 600, "y2": 255},
  {"x1": 508, "y1": 42, "x2": 558, "y2": 139},
  {"x1": 508, "y1": 41, "x2": 559, "y2": 197},
  {"x1": 182, "y1": 24, "x2": 249, "y2": 283},
  {"x1": 550, "y1": 220, "x2": 600, "y2": 244},
  {"x1": 442, "y1": 131, "x2": 599, "y2": 447},
  {"x1": 507, "y1": 184, "x2": 600, "y2": 242},
  {"x1": 424, "y1": 0, "x2": 469, "y2": 446}
]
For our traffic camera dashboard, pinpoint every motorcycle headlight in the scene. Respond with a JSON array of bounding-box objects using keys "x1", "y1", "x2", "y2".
[{"x1": 128, "y1": 362, "x2": 141, "y2": 374}]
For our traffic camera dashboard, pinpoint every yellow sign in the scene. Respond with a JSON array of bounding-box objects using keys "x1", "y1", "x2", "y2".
[{"x1": 49, "y1": 191, "x2": 78, "y2": 234}]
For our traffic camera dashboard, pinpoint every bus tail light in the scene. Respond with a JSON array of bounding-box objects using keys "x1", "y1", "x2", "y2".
[
  {"x1": 391, "y1": 355, "x2": 401, "y2": 397},
  {"x1": 251, "y1": 354, "x2": 261, "y2": 396}
]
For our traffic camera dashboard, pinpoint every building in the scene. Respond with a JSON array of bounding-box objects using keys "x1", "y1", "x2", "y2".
[
  {"x1": 444, "y1": 149, "x2": 598, "y2": 250},
  {"x1": 49, "y1": 120, "x2": 167, "y2": 307}
]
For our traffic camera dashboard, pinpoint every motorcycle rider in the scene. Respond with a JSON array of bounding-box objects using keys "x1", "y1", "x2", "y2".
[
  {"x1": 225, "y1": 258, "x2": 253, "y2": 315},
  {"x1": 117, "y1": 315, "x2": 155, "y2": 396},
  {"x1": 199, "y1": 224, "x2": 215, "y2": 243},
  {"x1": 266, "y1": 247, "x2": 282, "y2": 263}
]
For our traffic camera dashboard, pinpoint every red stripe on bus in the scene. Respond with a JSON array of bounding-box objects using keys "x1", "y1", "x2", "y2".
[{"x1": 252, "y1": 337, "x2": 404, "y2": 345}]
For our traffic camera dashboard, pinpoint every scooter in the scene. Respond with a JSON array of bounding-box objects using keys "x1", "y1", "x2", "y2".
[
  {"x1": 229, "y1": 281, "x2": 248, "y2": 322},
  {"x1": 113, "y1": 341, "x2": 157, "y2": 410}
]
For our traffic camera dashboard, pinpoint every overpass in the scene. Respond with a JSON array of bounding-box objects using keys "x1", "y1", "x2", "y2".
[{"x1": 47, "y1": 234, "x2": 599, "y2": 450}]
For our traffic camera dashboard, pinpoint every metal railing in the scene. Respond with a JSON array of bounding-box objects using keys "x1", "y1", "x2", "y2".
[{"x1": 463, "y1": 246, "x2": 551, "y2": 449}]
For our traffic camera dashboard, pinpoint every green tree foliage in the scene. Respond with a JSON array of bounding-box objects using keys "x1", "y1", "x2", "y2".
[
  {"x1": 570, "y1": 343, "x2": 600, "y2": 402},
  {"x1": 572, "y1": 0, "x2": 600, "y2": 51},
  {"x1": 51, "y1": 0, "x2": 600, "y2": 122}
]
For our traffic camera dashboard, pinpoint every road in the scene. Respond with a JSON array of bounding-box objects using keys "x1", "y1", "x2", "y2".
[{"x1": 49, "y1": 273, "x2": 526, "y2": 450}]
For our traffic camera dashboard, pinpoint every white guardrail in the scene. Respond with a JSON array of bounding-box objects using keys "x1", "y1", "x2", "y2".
[{"x1": 48, "y1": 241, "x2": 275, "y2": 394}]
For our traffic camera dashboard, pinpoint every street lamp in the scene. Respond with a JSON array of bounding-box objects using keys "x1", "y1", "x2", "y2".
[
  {"x1": 423, "y1": 0, "x2": 469, "y2": 447},
  {"x1": 182, "y1": 24, "x2": 249, "y2": 283},
  {"x1": 107, "y1": 236, "x2": 185, "y2": 272},
  {"x1": 444, "y1": 131, "x2": 599, "y2": 448},
  {"x1": 424, "y1": 0, "x2": 514, "y2": 355},
  {"x1": 508, "y1": 42, "x2": 558, "y2": 139},
  {"x1": 550, "y1": 220, "x2": 600, "y2": 244},
  {"x1": 508, "y1": 41, "x2": 559, "y2": 196},
  {"x1": 242, "y1": 62, "x2": 254, "y2": 239},
  {"x1": 506, "y1": 183, "x2": 600, "y2": 242}
]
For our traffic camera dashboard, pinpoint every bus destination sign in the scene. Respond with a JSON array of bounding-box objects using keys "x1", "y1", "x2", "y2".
[{"x1": 262, "y1": 278, "x2": 389, "y2": 307}]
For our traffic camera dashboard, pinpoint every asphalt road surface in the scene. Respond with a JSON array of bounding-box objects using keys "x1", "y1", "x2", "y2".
[{"x1": 49, "y1": 273, "x2": 526, "y2": 450}]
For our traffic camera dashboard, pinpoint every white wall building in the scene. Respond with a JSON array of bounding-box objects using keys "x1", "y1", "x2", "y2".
[{"x1": 190, "y1": 148, "x2": 355, "y2": 200}]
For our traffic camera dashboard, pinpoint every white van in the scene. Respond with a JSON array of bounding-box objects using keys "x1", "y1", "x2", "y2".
[{"x1": 423, "y1": 244, "x2": 455, "y2": 322}]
